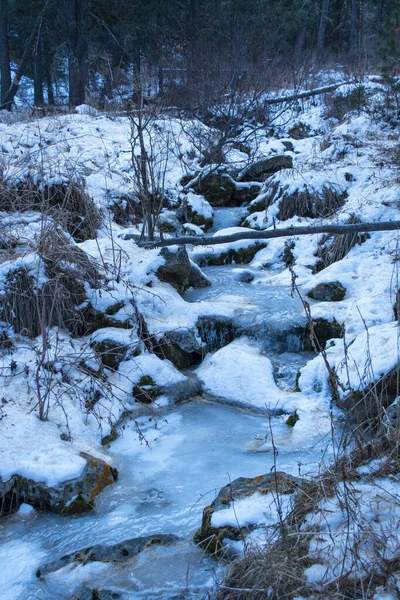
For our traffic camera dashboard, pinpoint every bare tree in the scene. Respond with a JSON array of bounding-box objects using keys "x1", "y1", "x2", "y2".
[{"x1": 317, "y1": 0, "x2": 330, "y2": 59}]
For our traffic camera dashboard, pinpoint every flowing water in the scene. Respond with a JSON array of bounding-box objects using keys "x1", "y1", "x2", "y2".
[{"x1": 0, "y1": 208, "x2": 330, "y2": 600}]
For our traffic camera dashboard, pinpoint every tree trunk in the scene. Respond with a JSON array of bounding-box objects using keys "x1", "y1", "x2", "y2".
[
  {"x1": 1, "y1": 0, "x2": 53, "y2": 110},
  {"x1": 138, "y1": 221, "x2": 400, "y2": 249},
  {"x1": 186, "y1": 0, "x2": 199, "y2": 94},
  {"x1": 68, "y1": 0, "x2": 88, "y2": 107},
  {"x1": 33, "y1": 41, "x2": 45, "y2": 107},
  {"x1": 294, "y1": 0, "x2": 311, "y2": 63},
  {"x1": 43, "y1": 32, "x2": 54, "y2": 105},
  {"x1": 349, "y1": 0, "x2": 358, "y2": 61},
  {"x1": 0, "y1": 0, "x2": 12, "y2": 110},
  {"x1": 317, "y1": 0, "x2": 330, "y2": 59}
]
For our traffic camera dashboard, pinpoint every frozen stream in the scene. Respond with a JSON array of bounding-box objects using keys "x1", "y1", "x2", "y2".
[
  {"x1": 0, "y1": 402, "x2": 331, "y2": 600},
  {"x1": 0, "y1": 208, "x2": 332, "y2": 600}
]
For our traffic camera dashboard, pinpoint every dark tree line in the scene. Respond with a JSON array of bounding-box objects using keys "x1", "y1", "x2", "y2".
[{"x1": 0, "y1": 0, "x2": 399, "y2": 110}]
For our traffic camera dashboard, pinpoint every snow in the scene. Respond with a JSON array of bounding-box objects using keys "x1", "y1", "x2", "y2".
[
  {"x1": 16, "y1": 503, "x2": 36, "y2": 517},
  {"x1": 211, "y1": 491, "x2": 294, "y2": 529},
  {"x1": 185, "y1": 191, "x2": 213, "y2": 220},
  {"x1": 196, "y1": 337, "x2": 281, "y2": 410},
  {"x1": 303, "y1": 478, "x2": 400, "y2": 583},
  {"x1": 299, "y1": 321, "x2": 400, "y2": 397}
]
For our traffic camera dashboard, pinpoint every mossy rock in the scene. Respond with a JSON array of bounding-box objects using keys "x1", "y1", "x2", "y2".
[
  {"x1": 196, "y1": 316, "x2": 238, "y2": 352},
  {"x1": 157, "y1": 246, "x2": 192, "y2": 294},
  {"x1": 301, "y1": 318, "x2": 344, "y2": 351},
  {"x1": 193, "y1": 242, "x2": 266, "y2": 267},
  {"x1": 231, "y1": 183, "x2": 262, "y2": 204},
  {"x1": 286, "y1": 411, "x2": 299, "y2": 427},
  {"x1": 0, "y1": 453, "x2": 118, "y2": 516},
  {"x1": 307, "y1": 281, "x2": 346, "y2": 302},
  {"x1": 288, "y1": 123, "x2": 311, "y2": 140},
  {"x1": 105, "y1": 301, "x2": 125, "y2": 316},
  {"x1": 157, "y1": 337, "x2": 198, "y2": 369},
  {"x1": 133, "y1": 378, "x2": 160, "y2": 404},
  {"x1": 194, "y1": 472, "x2": 304, "y2": 556},
  {"x1": 248, "y1": 196, "x2": 267, "y2": 214},
  {"x1": 190, "y1": 171, "x2": 236, "y2": 206},
  {"x1": 91, "y1": 339, "x2": 130, "y2": 370},
  {"x1": 186, "y1": 205, "x2": 213, "y2": 230},
  {"x1": 236, "y1": 155, "x2": 293, "y2": 182},
  {"x1": 81, "y1": 304, "x2": 132, "y2": 335}
]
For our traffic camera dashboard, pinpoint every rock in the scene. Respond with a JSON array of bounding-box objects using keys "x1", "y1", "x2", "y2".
[
  {"x1": 90, "y1": 339, "x2": 128, "y2": 370},
  {"x1": 71, "y1": 587, "x2": 121, "y2": 600},
  {"x1": 184, "y1": 192, "x2": 214, "y2": 230},
  {"x1": 196, "y1": 316, "x2": 238, "y2": 352},
  {"x1": 156, "y1": 338, "x2": 196, "y2": 370},
  {"x1": 236, "y1": 155, "x2": 293, "y2": 182},
  {"x1": 307, "y1": 281, "x2": 346, "y2": 302},
  {"x1": 300, "y1": 318, "x2": 344, "y2": 351},
  {"x1": 81, "y1": 304, "x2": 133, "y2": 334},
  {"x1": 192, "y1": 241, "x2": 266, "y2": 267},
  {"x1": 155, "y1": 327, "x2": 204, "y2": 370},
  {"x1": 90, "y1": 328, "x2": 140, "y2": 370},
  {"x1": 194, "y1": 472, "x2": 304, "y2": 555},
  {"x1": 0, "y1": 453, "x2": 118, "y2": 516},
  {"x1": 232, "y1": 269, "x2": 254, "y2": 283},
  {"x1": 288, "y1": 123, "x2": 311, "y2": 140},
  {"x1": 133, "y1": 376, "x2": 160, "y2": 404},
  {"x1": 281, "y1": 140, "x2": 294, "y2": 151},
  {"x1": 188, "y1": 262, "x2": 211, "y2": 288},
  {"x1": 164, "y1": 328, "x2": 202, "y2": 354},
  {"x1": 36, "y1": 534, "x2": 180, "y2": 578},
  {"x1": 158, "y1": 210, "x2": 180, "y2": 233},
  {"x1": 157, "y1": 247, "x2": 192, "y2": 293},
  {"x1": 231, "y1": 182, "x2": 262, "y2": 203},
  {"x1": 190, "y1": 171, "x2": 236, "y2": 207}
]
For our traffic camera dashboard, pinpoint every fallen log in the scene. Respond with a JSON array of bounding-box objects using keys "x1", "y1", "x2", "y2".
[{"x1": 137, "y1": 220, "x2": 400, "y2": 249}]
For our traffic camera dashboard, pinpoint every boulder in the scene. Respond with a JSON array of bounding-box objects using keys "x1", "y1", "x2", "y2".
[
  {"x1": 231, "y1": 182, "x2": 262, "y2": 204},
  {"x1": 157, "y1": 247, "x2": 192, "y2": 293},
  {"x1": 36, "y1": 534, "x2": 180, "y2": 578},
  {"x1": 192, "y1": 241, "x2": 266, "y2": 267},
  {"x1": 307, "y1": 281, "x2": 346, "y2": 302},
  {"x1": 236, "y1": 155, "x2": 293, "y2": 182},
  {"x1": 232, "y1": 269, "x2": 254, "y2": 283},
  {"x1": 188, "y1": 262, "x2": 211, "y2": 288},
  {"x1": 196, "y1": 316, "x2": 238, "y2": 352},
  {"x1": 155, "y1": 328, "x2": 204, "y2": 370},
  {"x1": 190, "y1": 171, "x2": 236, "y2": 207},
  {"x1": 184, "y1": 192, "x2": 214, "y2": 230},
  {"x1": 194, "y1": 472, "x2": 304, "y2": 555},
  {"x1": 133, "y1": 376, "x2": 160, "y2": 404},
  {"x1": 90, "y1": 328, "x2": 140, "y2": 370},
  {"x1": 0, "y1": 453, "x2": 118, "y2": 516}
]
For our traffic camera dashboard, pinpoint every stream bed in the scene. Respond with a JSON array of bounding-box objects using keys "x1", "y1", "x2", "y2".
[{"x1": 0, "y1": 400, "x2": 331, "y2": 600}]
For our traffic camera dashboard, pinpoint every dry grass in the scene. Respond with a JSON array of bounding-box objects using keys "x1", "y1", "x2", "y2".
[
  {"x1": 0, "y1": 178, "x2": 101, "y2": 242},
  {"x1": 313, "y1": 215, "x2": 370, "y2": 273},
  {"x1": 0, "y1": 228, "x2": 103, "y2": 338},
  {"x1": 274, "y1": 185, "x2": 347, "y2": 221}
]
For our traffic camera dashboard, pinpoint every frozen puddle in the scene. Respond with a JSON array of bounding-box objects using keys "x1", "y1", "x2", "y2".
[{"x1": 0, "y1": 401, "x2": 331, "y2": 600}]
